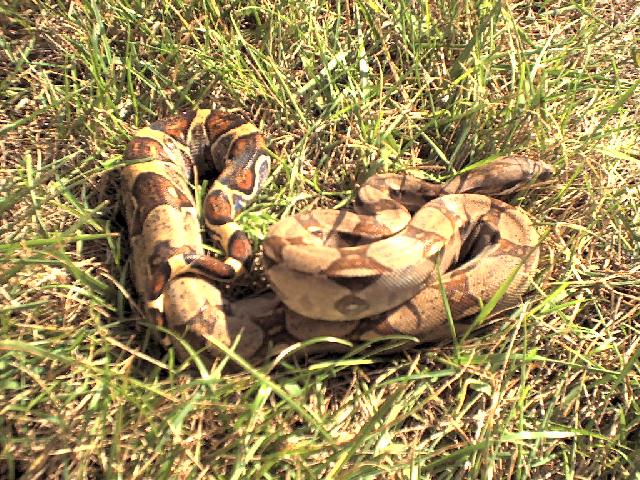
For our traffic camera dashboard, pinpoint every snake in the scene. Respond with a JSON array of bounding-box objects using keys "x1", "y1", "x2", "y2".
[{"x1": 121, "y1": 108, "x2": 552, "y2": 365}]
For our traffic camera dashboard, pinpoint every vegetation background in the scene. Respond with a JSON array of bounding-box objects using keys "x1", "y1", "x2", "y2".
[{"x1": 1, "y1": 0, "x2": 638, "y2": 478}]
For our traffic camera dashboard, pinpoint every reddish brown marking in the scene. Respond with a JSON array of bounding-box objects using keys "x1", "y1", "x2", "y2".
[
  {"x1": 254, "y1": 133, "x2": 266, "y2": 151},
  {"x1": 228, "y1": 230, "x2": 252, "y2": 261},
  {"x1": 295, "y1": 214, "x2": 327, "y2": 232},
  {"x1": 437, "y1": 272, "x2": 481, "y2": 318},
  {"x1": 287, "y1": 236, "x2": 315, "y2": 246},
  {"x1": 183, "y1": 254, "x2": 236, "y2": 280},
  {"x1": 444, "y1": 271, "x2": 469, "y2": 296},
  {"x1": 231, "y1": 168, "x2": 256, "y2": 193},
  {"x1": 150, "y1": 111, "x2": 196, "y2": 140},
  {"x1": 125, "y1": 137, "x2": 172, "y2": 162},
  {"x1": 483, "y1": 202, "x2": 504, "y2": 226},
  {"x1": 205, "y1": 111, "x2": 247, "y2": 142},
  {"x1": 404, "y1": 225, "x2": 444, "y2": 242},
  {"x1": 325, "y1": 255, "x2": 390, "y2": 277},
  {"x1": 204, "y1": 190, "x2": 233, "y2": 225},
  {"x1": 149, "y1": 263, "x2": 170, "y2": 299},
  {"x1": 130, "y1": 173, "x2": 193, "y2": 235},
  {"x1": 352, "y1": 220, "x2": 393, "y2": 239},
  {"x1": 230, "y1": 133, "x2": 259, "y2": 157},
  {"x1": 337, "y1": 244, "x2": 370, "y2": 255},
  {"x1": 499, "y1": 238, "x2": 535, "y2": 258},
  {"x1": 231, "y1": 130, "x2": 265, "y2": 155}
]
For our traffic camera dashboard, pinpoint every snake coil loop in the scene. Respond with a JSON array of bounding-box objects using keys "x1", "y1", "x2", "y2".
[{"x1": 122, "y1": 109, "x2": 551, "y2": 364}]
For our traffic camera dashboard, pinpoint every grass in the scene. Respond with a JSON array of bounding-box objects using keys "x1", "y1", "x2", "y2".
[{"x1": 1, "y1": 0, "x2": 639, "y2": 478}]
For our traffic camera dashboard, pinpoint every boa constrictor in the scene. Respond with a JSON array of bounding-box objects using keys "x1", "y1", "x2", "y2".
[{"x1": 122, "y1": 108, "x2": 552, "y2": 365}]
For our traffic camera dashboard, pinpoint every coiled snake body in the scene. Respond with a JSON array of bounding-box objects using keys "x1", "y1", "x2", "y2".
[{"x1": 122, "y1": 109, "x2": 551, "y2": 364}]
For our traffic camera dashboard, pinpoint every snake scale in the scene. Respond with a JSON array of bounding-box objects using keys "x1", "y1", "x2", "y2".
[{"x1": 122, "y1": 108, "x2": 552, "y2": 364}]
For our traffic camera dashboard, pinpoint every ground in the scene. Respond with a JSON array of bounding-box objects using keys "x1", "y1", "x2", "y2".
[{"x1": 1, "y1": 0, "x2": 639, "y2": 478}]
